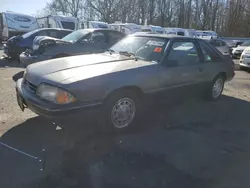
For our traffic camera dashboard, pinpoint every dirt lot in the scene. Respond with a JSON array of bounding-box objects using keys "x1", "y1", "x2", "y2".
[{"x1": 0, "y1": 50, "x2": 250, "y2": 188}]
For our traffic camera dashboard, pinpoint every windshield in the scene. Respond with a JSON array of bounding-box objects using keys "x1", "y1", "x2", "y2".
[
  {"x1": 110, "y1": 36, "x2": 168, "y2": 62},
  {"x1": 61, "y1": 29, "x2": 90, "y2": 42},
  {"x1": 240, "y1": 41, "x2": 250, "y2": 46},
  {"x1": 61, "y1": 21, "x2": 75, "y2": 30},
  {"x1": 22, "y1": 29, "x2": 39, "y2": 38}
]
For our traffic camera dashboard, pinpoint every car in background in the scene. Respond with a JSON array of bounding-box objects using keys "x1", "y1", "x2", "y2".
[
  {"x1": 196, "y1": 30, "x2": 219, "y2": 39},
  {"x1": 3, "y1": 28, "x2": 72, "y2": 59},
  {"x1": 19, "y1": 28, "x2": 126, "y2": 67},
  {"x1": 232, "y1": 41, "x2": 250, "y2": 59},
  {"x1": 240, "y1": 47, "x2": 250, "y2": 70},
  {"x1": 16, "y1": 34, "x2": 234, "y2": 130},
  {"x1": 207, "y1": 39, "x2": 231, "y2": 56},
  {"x1": 164, "y1": 28, "x2": 197, "y2": 37}
]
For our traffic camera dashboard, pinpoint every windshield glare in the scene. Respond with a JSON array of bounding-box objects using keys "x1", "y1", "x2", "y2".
[
  {"x1": 62, "y1": 29, "x2": 90, "y2": 42},
  {"x1": 110, "y1": 36, "x2": 168, "y2": 62}
]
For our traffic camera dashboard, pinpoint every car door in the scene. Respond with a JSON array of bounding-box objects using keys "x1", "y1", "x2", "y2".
[
  {"x1": 157, "y1": 39, "x2": 204, "y2": 98},
  {"x1": 217, "y1": 40, "x2": 230, "y2": 56},
  {"x1": 72, "y1": 30, "x2": 109, "y2": 55}
]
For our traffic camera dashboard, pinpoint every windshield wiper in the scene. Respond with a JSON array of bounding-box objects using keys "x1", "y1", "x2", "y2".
[
  {"x1": 107, "y1": 49, "x2": 115, "y2": 55},
  {"x1": 119, "y1": 51, "x2": 136, "y2": 57}
]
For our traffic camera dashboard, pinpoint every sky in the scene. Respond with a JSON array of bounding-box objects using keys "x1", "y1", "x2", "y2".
[{"x1": 0, "y1": 0, "x2": 49, "y2": 16}]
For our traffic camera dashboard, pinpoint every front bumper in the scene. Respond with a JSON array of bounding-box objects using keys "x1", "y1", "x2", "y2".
[
  {"x1": 19, "y1": 52, "x2": 50, "y2": 67},
  {"x1": 239, "y1": 58, "x2": 250, "y2": 68},
  {"x1": 15, "y1": 78, "x2": 102, "y2": 119}
]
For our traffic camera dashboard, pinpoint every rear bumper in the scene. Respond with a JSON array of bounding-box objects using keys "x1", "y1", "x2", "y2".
[{"x1": 15, "y1": 78, "x2": 102, "y2": 119}]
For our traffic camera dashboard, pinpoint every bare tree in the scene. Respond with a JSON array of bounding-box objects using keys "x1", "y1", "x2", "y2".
[
  {"x1": 38, "y1": 0, "x2": 250, "y2": 37},
  {"x1": 46, "y1": 0, "x2": 84, "y2": 17}
]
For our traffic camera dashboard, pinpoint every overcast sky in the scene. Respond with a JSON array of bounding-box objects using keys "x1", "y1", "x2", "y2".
[{"x1": 0, "y1": 0, "x2": 48, "y2": 15}]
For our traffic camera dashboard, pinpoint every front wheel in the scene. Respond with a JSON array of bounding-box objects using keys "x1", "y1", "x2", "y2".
[
  {"x1": 209, "y1": 75, "x2": 225, "y2": 100},
  {"x1": 102, "y1": 91, "x2": 141, "y2": 130}
]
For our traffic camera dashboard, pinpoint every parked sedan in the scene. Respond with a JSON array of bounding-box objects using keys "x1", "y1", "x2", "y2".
[
  {"x1": 232, "y1": 41, "x2": 250, "y2": 58},
  {"x1": 208, "y1": 39, "x2": 231, "y2": 56},
  {"x1": 16, "y1": 34, "x2": 235, "y2": 130},
  {"x1": 240, "y1": 47, "x2": 250, "y2": 70},
  {"x1": 19, "y1": 29, "x2": 126, "y2": 67},
  {"x1": 3, "y1": 28, "x2": 72, "y2": 59}
]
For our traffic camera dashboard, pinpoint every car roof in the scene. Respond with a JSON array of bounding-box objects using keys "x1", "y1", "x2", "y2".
[
  {"x1": 78, "y1": 28, "x2": 125, "y2": 33},
  {"x1": 132, "y1": 33, "x2": 195, "y2": 40},
  {"x1": 37, "y1": 28, "x2": 73, "y2": 32}
]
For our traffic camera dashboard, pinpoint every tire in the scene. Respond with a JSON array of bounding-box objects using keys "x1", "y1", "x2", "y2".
[
  {"x1": 208, "y1": 75, "x2": 225, "y2": 100},
  {"x1": 101, "y1": 90, "x2": 141, "y2": 131},
  {"x1": 239, "y1": 66, "x2": 244, "y2": 71}
]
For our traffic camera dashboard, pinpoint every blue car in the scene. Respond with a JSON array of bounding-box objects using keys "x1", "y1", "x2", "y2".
[{"x1": 3, "y1": 28, "x2": 72, "y2": 59}]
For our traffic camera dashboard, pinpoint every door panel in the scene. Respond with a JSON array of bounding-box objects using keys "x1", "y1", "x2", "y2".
[{"x1": 156, "y1": 40, "x2": 204, "y2": 99}]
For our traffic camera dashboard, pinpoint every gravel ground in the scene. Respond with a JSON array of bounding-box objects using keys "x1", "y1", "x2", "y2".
[{"x1": 0, "y1": 50, "x2": 250, "y2": 188}]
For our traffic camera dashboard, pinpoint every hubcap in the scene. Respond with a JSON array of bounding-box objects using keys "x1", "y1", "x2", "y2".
[
  {"x1": 212, "y1": 78, "x2": 223, "y2": 98},
  {"x1": 111, "y1": 97, "x2": 136, "y2": 128}
]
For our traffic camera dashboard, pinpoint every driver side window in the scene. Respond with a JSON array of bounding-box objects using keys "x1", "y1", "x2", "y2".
[
  {"x1": 89, "y1": 31, "x2": 106, "y2": 43},
  {"x1": 167, "y1": 41, "x2": 199, "y2": 66}
]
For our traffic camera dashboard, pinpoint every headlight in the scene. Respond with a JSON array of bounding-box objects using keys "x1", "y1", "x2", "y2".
[
  {"x1": 36, "y1": 84, "x2": 76, "y2": 104},
  {"x1": 33, "y1": 44, "x2": 39, "y2": 51}
]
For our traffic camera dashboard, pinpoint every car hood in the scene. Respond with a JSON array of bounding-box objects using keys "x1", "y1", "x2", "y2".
[{"x1": 26, "y1": 53, "x2": 155, "y2": 85}]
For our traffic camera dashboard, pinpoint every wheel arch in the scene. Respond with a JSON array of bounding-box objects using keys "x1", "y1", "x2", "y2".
[{"x1": 104, "y1": 86, "x2": 144, "y2": 101}]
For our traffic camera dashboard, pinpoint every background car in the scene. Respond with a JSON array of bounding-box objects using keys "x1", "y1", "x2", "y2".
[
  {"x1": 208, "y1": 39, "x2": 231, "y2": 56},
  {"x1": 240, "y1": 47, "x2": 250, "y2": 70},
  {"x1": 225, "y1": 40, "x2": 244, "y2": 54},
  {"x1": 16, "y1": 34, "x2": 235, "y2": 130},
  {"x1": 19, "y1": 28, "x2": 126, "y2": 67},
  {"x1": 231, "y1": 41, "x2": 250, "y2": 59},
  {"x1": 3, "y1": 28, "x2": 72, "y2": 59}
]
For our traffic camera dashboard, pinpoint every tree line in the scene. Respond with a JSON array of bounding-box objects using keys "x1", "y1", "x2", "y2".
[{"x1": 38, "y1": 0, "x2": 250, "y2": 37}]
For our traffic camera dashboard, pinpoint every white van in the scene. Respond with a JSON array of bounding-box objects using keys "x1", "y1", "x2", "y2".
[
  {"x1": 37, "y1": 15, "x2": 78, "y2": 30},
  {"x1": 196, "y1": 30, "x2": 218, "y2": 39},
  {"x1": 109, "y1": 23, "x2": 141, "y2": 34},
  {"x1": 141, "y1": 25, "x2": 164, "y2": 34},
  {"x1": 79, "y1": 21, "x2": 109, "y2": 29},
  {"x1": 164, "y1": 28, "x2": 197, "y2": 37},
  {"x1": 0, "y1": 11, "x2": 38, "y2": 41}
]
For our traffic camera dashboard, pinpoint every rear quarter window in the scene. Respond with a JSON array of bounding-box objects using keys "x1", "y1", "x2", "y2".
[{"x1": 199, "y1": 40, "x2": 223, "y2": 62}]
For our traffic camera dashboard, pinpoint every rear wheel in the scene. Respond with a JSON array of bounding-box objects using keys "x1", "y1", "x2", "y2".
[{"x1": 208, "y1": 75, "x2": 225, "y2": 100}]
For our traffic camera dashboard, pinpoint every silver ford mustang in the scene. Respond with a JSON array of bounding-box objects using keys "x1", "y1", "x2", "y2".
[{"x1": 16, "y1": 34, "x2": 235, "y2": 130}]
